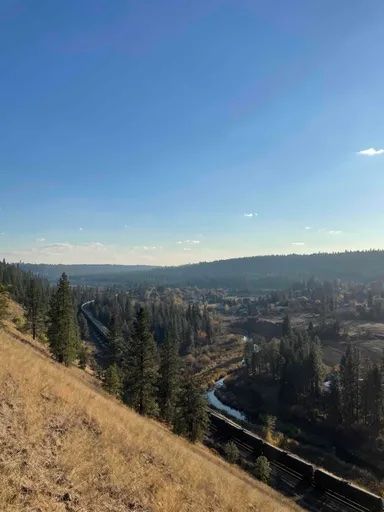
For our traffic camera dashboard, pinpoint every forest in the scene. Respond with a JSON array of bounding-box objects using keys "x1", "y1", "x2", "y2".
[
  {"x1": 0, "y1": 260, "x2": 209, "y2": 442},
  {"x1": 20, "y1": 250, "x2": 384, "y2": 290}
]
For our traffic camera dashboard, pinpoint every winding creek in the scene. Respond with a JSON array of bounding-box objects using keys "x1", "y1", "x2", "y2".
[
  {"x1": 206, "y1": 335, "x2": 249, "y2": 422},
  {"x1": 206, "y1": 377, "x2": 247, "y2": 421}
]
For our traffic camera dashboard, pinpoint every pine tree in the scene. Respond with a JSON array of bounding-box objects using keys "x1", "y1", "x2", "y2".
[
  {"x1": 340, "y1": 343, "x2": 361, "y2": 424},
  {"x1": 103, "y1": 363, "x2": 123, "y2": 397},
  {"x1": 361, "y1": 364, "x2": 383, "y2": 431},
  {"x1": 224, "y1": 441, "x2": 239, "y2": 463},
  {"x1": 0, "y1": 284, "x2": 8, "y2": 323},
  {"x1": 124, "y1": 307, "x2": 158, "y2": 416},
  {"x1": 308, "y1": 337, "x2": 324, "y2": 399},
  {"x1": 26, "y1": 277, "x2": 44, "y2": 339},
  {"x1": 78, "y1": 313, "x2": 89, "y2": 341},
  {"x1": 109, "y1": 314, "x2": 125, "y2": 366},
  {"x1": 158, "y1": 329, "x2": 180, "y2": 423},
  {"x1": 327, "y1": 372, "x2": 342, "y2": 425},
  {"x1": 254, "y1": 456, "x2": 271, "y2": 483},
  {"x1": 47, "y1": 273, "x2": 80, "y2": 366},
  {"x1": 174, "y1": 374, "x2": 209, "y2": 442}
]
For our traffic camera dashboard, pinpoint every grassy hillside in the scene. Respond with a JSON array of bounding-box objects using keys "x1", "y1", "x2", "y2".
[{"x1": 0, "y1": 305, "x2": 302, "y2": 512}]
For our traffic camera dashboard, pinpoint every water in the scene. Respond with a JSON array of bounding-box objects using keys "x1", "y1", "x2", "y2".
[{"x1": 207, "y1": 377, "x2": 247, "y2": 421}]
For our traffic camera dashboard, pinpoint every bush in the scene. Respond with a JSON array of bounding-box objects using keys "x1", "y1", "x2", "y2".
[
  {"x1": 254, "y1": 456, "x2": 271, "y2": 484},
  {"x1": 224, "y1": 441, "x2": 239, "y2": 463}
]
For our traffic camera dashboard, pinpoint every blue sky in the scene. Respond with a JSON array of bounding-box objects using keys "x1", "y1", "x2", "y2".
[{"x1": 1, "y1": 0, "x2": 384, "y2": 265}]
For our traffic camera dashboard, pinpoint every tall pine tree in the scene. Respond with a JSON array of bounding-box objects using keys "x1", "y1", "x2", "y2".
[
  {"x1": 174, "y1": 374, "x2": 209, "y2": 442},
  {"x1": 26, "y1": 277, "x2": 45, "y2": 339},
  {"x1": 158, "y1": 329, "x2": 180, "y2": 423},
  {"x1": 47, "y1": 273, "x2": 80, "y2": 366},
  {"x1": 124, "y1": 307, "x2": 158, "y2": 416},
  {"x1": 340, "y1": 343, "x2": 361, "y2": 425},
  {"x1": 308, "y1": 337, "x2": 324, "y2": 399}
]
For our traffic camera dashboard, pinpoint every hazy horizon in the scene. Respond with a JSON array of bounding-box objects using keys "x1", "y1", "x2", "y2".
[
  {"x1": 2, "y1": 1, "x2": 384, "y2": 265},
  {"x1": 6, "y1": 247, "x2": 384, "y2": 267}
]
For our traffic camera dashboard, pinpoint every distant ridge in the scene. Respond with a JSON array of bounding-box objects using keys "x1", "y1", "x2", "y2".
[
  {"x1": 19, "y1": 249, "x2": 384, "y2": 290},
  {"x1": 19, "y1": 263, "x2": 157, "y2": 282}
]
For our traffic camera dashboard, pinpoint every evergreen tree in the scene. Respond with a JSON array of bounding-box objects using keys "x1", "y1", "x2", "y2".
[
  {"x1": 78, "y1": 313, "x2": 90, "y2": 341},
  {"x1": 224, "y1": 441, "x2": 239, "y2": 463},
  {"x1": 158, "y1": 329, "x2": 180, "y2": 423},
  {"x1": 254, "y1": 456, "x2": 271, "y2": 484},
  {"x1": 109, "y1": 314, "x2": 125, "y2": 366},
  {"x1": 124, "y1": 307, "x2": 158, "y2": 416},
  {"x1": 0, "y1": 284, "x2": 8, "y2": 323},
  {"x1": 361, "y1": 363, "x2": 383, "y2": 431},
  {"x1": 174, "y1": 374, "x2": 209, "y2": 442},
  {"x1": 340, "y1": 343, "x2": 361, "y2": 424},
  {"x1": 47, "y1": 273, "x2": 80, "y2": 366},
  {"x1": 103, "y1": 363, "x2": 123, "y2": 397},
  {"x1": 308, "y1": 337, "x2": 324, "y2": 399},
  {"x1": 327, "y1": 372, "x2": 342, "y2": 425},
  {"x1": 26, "y1": 277, "x2": 44, "y2": 339}
]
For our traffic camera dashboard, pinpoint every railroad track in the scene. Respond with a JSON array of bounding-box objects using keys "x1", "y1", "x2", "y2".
[{"x1": 81, "y1": 302, "x2": 383, "y2": 512}]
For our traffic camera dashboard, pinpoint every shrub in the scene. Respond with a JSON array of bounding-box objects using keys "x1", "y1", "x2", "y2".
[
  {"x1": 224, "y1": 441, "x2": 239, "y2": 463},
  {"x1": 254, "y1": 456, "x2": 271, "y2": 484}
]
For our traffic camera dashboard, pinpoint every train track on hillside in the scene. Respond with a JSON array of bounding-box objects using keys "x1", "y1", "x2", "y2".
[{"x1": 81, "y1": 301, "x2": 383, "y2": 512}]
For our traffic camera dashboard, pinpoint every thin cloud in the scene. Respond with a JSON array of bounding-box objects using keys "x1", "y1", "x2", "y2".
[
  {"x1": 36, "y1": 237, "x2": 46, "y2": 242},
  {"x1": 244, "y1": 212, "x2": 258, "y2": 218},
  {"x1": 177, "y1": 239, "x2": 200, "y2": 245},
  {"x1": 357, "y1": 147, "x2": 384, "y2": 156},
  {"x1": 133, "y1": 245, "x2": 160, "y2": 251},
  {"x1": 291, "y1": 242, "x2": 305, "y2": 246},
  {"x1": 79, "y1": 227, "x2": 84, "y2": 231},
  {"x1": 328, "y1": 230, "x2": 342, "y2": 235},
  {"x1": 304, "y1": 226, "x2": 311, "y2": 230}
]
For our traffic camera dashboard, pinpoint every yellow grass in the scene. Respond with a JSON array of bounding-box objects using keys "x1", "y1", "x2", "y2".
[{"x1": 0, "y1": 315, "x2": 303, "y2": 511}]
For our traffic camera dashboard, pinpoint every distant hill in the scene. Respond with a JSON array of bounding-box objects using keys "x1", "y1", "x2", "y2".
[
  {"x1": 20, "y1": 263, "x2": 157, "y2": 283},
  {"x1": 21, "y1": 250, "x2": 384, "y2": 290}
]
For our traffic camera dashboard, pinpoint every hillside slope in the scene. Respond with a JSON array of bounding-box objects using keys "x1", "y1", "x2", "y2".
[{"x1": 0, "y1": 316, "x2": 302, "y2": 511}]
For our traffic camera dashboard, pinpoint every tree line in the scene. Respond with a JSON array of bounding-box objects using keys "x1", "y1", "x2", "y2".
[
  {"x1": 90, "y1": 290, "x2": 216, "y2": 355},
  {"x1": 103, "y1": 305, "x2": 209, "y2": 442},
  {"x1": 1, "y1": 263, "x2": 209, "y2": 443},
  {"x1": 244, "y1": 315, "x2": 384, "y2": 443}
]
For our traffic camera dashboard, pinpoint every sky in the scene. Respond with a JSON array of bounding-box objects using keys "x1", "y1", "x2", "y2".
[{"x1": 1, "y1": 0, "x2": 384, "y2": 265}]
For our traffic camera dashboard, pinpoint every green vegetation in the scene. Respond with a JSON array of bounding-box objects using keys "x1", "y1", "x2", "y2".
[
  {"x1": 225, "y1": 441, "x2": 240, "y2": 463},
  {"x1": 47, "y1": 273, "x2": 81, "y2": 366},
  {"x1": 103, "y1": 363, "x2": 123, "y2": 397},
  {"x1": 0, "y1": 284, "x2": 8, "y2": 323},
  {"x1": 254, "y1": 456, "x2": 271, "y2": 484},
  {"x1": 21, "y1": 250, "x2": 384, "y2": 290},
  {"x1": 26, "y1": 277, "x2": 46, "y2": 339},
  {"x1": 158, "y1": 329, "x2": 180, "y2": 423},
  {"x1": 125, "y1": 307, "x2": 159, "y2": 416},
  {"x1": 174, "y1": 374, "x2": 209, "y2": 442}
]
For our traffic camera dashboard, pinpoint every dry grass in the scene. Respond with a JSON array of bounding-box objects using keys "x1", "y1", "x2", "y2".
[{"x1": 0, "y1": 316, "x2": 303, "y2": 512}]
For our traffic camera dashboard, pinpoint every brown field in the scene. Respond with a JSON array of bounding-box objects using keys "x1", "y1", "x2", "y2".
[{"x1": 0, "y1": 305, "x2": 302, "y2": 512}]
